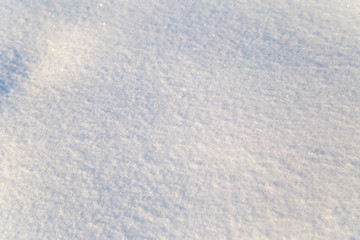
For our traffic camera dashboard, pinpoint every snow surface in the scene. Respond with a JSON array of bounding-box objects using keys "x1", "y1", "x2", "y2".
[{"x1": 1, "y1": 0, "x2": 359, "y2": 239}]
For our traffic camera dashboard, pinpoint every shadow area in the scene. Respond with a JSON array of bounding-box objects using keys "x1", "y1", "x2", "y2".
[{"x1": 0, "y1": 48, "x2": 27, "y2": 103}]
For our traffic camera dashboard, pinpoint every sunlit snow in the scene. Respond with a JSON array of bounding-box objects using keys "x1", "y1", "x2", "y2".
[{"x1": 1, "y1": 0, "x2": 359, "y2": 239}]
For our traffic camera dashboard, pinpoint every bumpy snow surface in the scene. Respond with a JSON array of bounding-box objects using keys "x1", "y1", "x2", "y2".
[{"x1": 1, "y1": 1, "x2": 359, "y2": 239}]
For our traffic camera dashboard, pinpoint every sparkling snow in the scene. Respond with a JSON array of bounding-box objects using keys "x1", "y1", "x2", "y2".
[{"x1": 1, "y1": 0, "x2": 359, "y2": 239}]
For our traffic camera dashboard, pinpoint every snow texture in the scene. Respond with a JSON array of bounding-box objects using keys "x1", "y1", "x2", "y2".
[{"x1": 0, "y1": 0, "x2": 359, "y2": 239}]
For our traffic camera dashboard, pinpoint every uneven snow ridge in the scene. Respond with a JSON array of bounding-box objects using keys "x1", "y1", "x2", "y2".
[{"x1": 1, "y1": 0, "x2": 359, "y2": 239}]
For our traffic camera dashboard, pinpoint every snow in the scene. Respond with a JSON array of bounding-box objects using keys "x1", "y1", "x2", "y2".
[{"x1": 1, "y1": 0, "x2": 359, "y2": 239}]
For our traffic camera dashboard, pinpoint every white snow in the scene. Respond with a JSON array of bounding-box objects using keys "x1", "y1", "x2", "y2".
[{"x1": 1, "y1": 0, "x2": 359, "y2": 239}]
